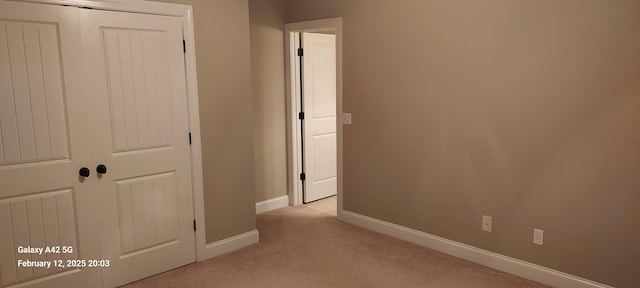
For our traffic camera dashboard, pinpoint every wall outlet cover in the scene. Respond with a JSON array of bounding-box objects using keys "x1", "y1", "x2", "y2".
[
  {"x1": 482, "y1": 215, "x2": 492, "y2": 232},
  {"x1": 534, "y1": 229, "x2": 544, "y2": 245}
]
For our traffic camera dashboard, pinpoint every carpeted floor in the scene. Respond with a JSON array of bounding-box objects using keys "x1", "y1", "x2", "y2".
[{"x1": 123, "y1": 206, "x2": 548, "y2": 288}]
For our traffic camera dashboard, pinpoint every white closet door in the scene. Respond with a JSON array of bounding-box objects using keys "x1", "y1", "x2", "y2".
[
  {"x1": 0, "y1": 2, "x2": 100, "y2": 288},
  {"x1": 302, "y1": 33, "x2": 337, "y2": 203},
  {"x1": 80, "y1": 9, "x2": 195, "y2": 287}
]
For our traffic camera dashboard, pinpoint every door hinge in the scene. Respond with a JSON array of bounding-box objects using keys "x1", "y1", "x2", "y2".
[
  {"x1": 297, "y1": 48, "x2": 303, "y2": 57},
  {"x1": 193, "y1": 219, "x2": 196, "y2": 232},
  {"x1": 188, "y1": 132, "x2": 192, "y2": 145},
  {"x1": 300, "y1": 173, "x2": 306, "y2": 181},
  {"x1": 298, "y1": 112, "x2": 304, "y2": 120},
  {"x1": 183, "y1": 39, "x2": 186, "y2": 53}
]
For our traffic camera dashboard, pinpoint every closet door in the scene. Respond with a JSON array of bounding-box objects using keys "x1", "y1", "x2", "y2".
[
  {"x1": 80, "y1": 9, "x2": 195, "y2": 287},
  {"x1": 0, "y1": 2, "x2": 101, "y2": 288}
]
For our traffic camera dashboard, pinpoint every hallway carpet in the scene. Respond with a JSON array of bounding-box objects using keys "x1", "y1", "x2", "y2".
[{"x1": 123, "y1": 206, "x2": 548, "y2": 288}]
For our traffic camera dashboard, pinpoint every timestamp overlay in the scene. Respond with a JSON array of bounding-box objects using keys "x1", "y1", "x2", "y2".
[{"x1": 16, "y1": 246, "x2": 110, "y2": 269}]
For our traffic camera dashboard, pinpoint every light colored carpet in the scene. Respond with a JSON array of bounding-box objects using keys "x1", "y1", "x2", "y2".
[{"x1": 123, "y1": 206, "x2": 548, "y2": 288}]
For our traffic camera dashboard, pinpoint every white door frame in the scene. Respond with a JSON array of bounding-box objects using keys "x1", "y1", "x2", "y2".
[
  {"x1": 285, "y1": 18, "x2": 343, "y2": 219},
  {"x1": 12, "y1": 0, "x2": 208, "y2": 262}
]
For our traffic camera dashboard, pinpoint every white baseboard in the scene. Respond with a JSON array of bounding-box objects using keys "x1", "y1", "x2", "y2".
[
  {"x1": 341, "y1": 211, "x2": 611, "y2": 288},
  {"x1": 255, "y1": 195, "x2": 289, "y2": 214},
  {"x1": 200, "y1": 229, "x2": 259, "y2": 261}
]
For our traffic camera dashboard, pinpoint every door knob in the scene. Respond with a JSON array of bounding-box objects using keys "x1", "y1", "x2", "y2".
[
  {"x1": 79, "y1": 167, "x2": 90, "y2": 177},
  {"x1": 96, "y1": 164, "x2": 107, "y2": 174}
]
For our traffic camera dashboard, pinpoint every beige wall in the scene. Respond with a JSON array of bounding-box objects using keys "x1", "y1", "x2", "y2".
[
  {"x1": 154, "y1": 0, "x2": 256, "y2": 243},
  {"x1": 249, "y1": 0, "x2": 288, "y2": 203},
  {"x1": 286, "y1": 1, "x2": 640, "y2": 287}
]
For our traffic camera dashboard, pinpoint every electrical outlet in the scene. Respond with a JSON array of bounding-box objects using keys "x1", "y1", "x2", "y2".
[
  {"x1": 482, "y1": 216, "x2": 492, "y2": 232},
  {"x1": 533, "y1": 229, "x2": 544, "y2": 245}
]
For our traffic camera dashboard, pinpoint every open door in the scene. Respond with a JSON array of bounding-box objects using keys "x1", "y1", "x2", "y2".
[{"x1": 301, "y1": 33, "x2": 337, "y2": 203}]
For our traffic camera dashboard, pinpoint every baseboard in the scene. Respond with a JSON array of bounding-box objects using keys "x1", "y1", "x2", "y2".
[
  {"x1": 255, "y1": 195, "x2": 289, "y2": 214},
  {"x1": 201, "y1": 229, "x2": 259, "y2": 261},
  {"x1": 341, "y1": 211, "x2": 612, "y2": 288}
]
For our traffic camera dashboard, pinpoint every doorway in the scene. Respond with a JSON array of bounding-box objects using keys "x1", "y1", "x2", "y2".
[{"x1": 284, "y1": 18, "x2": 343, "y2": 219}]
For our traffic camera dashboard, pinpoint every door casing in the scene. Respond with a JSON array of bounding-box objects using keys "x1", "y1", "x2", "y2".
[
  {"x1": 284, "y1": 18, "x2": 343, "y2": 218},
  {"x1": 12, "y1": 0, "x2": 208, "y2": 262}
]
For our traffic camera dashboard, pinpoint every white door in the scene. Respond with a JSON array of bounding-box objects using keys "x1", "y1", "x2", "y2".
[
  {"x1": 80, "y1": 9, "x2": 195, "y2": 287},
  {"x1": 302, "y1": 33, "x2": 337, "y2": 203},
  {"x1": 0, "y1": 2, "x2": 101, "y2": 288}
]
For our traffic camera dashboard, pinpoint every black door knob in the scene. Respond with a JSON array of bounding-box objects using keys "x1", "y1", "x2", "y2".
[
  {"x1": 79, "y1": 167, "x2": 90, "y2": 177},
  {"x1": 97, "y1": 164, "x2": 107, "y2": 174}
]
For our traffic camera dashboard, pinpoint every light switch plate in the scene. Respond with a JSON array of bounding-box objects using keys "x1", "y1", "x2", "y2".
[{"x1": 342, "y1": 113, "x2": 352, "y2": 125}]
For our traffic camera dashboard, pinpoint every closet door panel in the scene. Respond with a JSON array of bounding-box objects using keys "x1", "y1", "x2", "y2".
[
  {"x1": 81, "y1": 8, "x2": 195, "y2": 287},
  {"x1": 0, "y1": 2, "x2": 101, "y2": 288}
]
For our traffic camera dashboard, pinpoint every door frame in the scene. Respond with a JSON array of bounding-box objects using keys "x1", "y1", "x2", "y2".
[
  {"x1": 284, "y1": 18, "x2": 343, "y2": 219},
  {"x1": 13, "y1": 0, "x2": 208, "y2": 262}
]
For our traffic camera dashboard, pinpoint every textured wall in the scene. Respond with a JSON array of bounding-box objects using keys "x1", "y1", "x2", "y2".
[
  {"x1": 249, "y1": 0, "x2": 288, "y2": 203},
  {"x1": 286, "y1": 1, "x2": 640, "y2": 287},
  {"x1": 154, "y1": 0, "x2": 256, "y2": 243}
]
